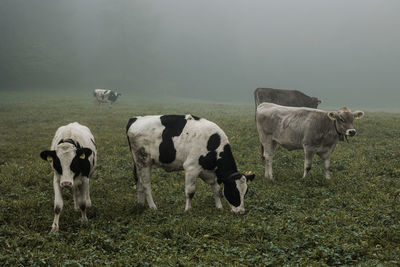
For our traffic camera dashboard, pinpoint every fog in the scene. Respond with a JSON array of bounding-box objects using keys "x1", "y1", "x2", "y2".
[{"x1": 1, "y1": 0, "x2": 399, "y2": 109}]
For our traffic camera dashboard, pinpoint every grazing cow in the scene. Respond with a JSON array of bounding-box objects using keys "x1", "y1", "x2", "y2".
[
  {"x1": 254, "y1": 88, "x2": 322, "y2": 109},
  {"x1": 256, "y1": 103, "x2": 364, "y2": 180},
  {"x1": 40, "y1": 122, "x2": 97, "y2": 231},
  {"x1": 93, "y1": 89, "x2": 121, "y2": 106},
  {"x1": 126, "y1": 114, "x2": 255, "y2": 214}
]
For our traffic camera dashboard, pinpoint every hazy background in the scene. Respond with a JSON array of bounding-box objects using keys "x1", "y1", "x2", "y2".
[{"x1": 0, "y1": 0, "x2": 399, "y2": 109}]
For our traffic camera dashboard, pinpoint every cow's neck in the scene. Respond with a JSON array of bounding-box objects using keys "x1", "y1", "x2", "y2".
[
  {"x1": 333, "y1": 120, "x2": 347, "y2": 142},
  {"x1": 215, "y1": 144, "x2": 239, "y2": 183}
]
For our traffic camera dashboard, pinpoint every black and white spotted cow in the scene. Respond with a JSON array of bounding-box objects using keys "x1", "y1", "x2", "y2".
[
  {"x1": 40, "y1": 122, "x2": 97, "y2": 231},
  {"x1": 126, "y1": 114, "x2": 255, "y2": 214},
  {"x1": 93, "y1": 89, "x2": 121, "y2": 107}
]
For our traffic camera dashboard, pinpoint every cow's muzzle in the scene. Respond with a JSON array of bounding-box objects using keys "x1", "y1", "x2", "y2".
[
  {"x1": 231, "y1": 209, "x2": 246, "y2": 215},
  {"x1": 61, "y1": 181, "x2": 73, "y2": 188},
  {"x1": 346, "y1": 129, "x2": 356, "y2": 137}
]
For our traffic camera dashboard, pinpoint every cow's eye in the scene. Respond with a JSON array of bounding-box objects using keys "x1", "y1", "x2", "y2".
[{"x1": 339, "y1": 117, "x2": 345, "y2": 122}]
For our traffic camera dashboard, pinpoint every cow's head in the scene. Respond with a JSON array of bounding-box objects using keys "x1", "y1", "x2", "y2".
[
  {"x1": 328, "y1": 107, "x2": 364, "y2": 137},
  {"x1": 220, "y1": 172, "x2": 255, "y2": 215},
  {"x1": 108, "y1": 91, "x2": 121, "y2": 102},
  {"x1": 40, "y1": 140, "x2": 92, "y2": 188},
  {"x1": 311, "y1": 97, "x2": 323, "y2": 108}
]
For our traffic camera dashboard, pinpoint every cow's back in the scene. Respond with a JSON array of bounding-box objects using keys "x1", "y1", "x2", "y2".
[
  {"x1": 256, "y1": 103, "x2": 331, "y2": 148},
  {"x1": 51, "y1": 123, "x2": 94, "y2": 149},
  {"x1": 127, "y1": 115, "x2": 228, "y2": 167},
  {"x1": 254, "y1": 88, "x2": 318, "y2": 108}
]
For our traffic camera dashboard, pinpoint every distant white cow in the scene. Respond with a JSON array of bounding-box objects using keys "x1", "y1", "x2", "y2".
[
  {"x1": 40, "y1": 122, "x2": 97, "y2": 231},
  {"x1": 93, "y1": 89, "x2": 121, "y2": 107},
  {"x1": 126, "y1": 114, "x2": 255, "y2": 214},
  {"x1": 256, "y1": 103, "x2": 364, "y2": 180}
]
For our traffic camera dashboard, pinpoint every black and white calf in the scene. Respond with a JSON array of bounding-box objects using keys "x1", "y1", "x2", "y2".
[
  {"x1": 93, "y1": 89, "x2": 121, "y2": 107},
  {"x1": 126, "y1": 114, "x2": 255, "y2": 214},
  {"x1": 40, "y1": 122, "x2": 97, "y2": 231}
]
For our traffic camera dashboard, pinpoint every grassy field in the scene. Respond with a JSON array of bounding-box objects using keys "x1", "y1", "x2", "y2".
[{"x1": 1, "y1": 90, "x2": 400, "y2": 266}]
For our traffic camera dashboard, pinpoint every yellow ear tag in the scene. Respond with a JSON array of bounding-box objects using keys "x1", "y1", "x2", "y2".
[
  {"x1": 248, "y1": 180, "x2": 252, "y2": 184},
  {"x1": 80, "y1": 154, "x2": 86, "y2": 159},
  {"x1": 47, "y1": 156, "x2": 52, "y2": 162},
  {"x1": 220, "y1": 183, "x2": 224, "y2": 189}
]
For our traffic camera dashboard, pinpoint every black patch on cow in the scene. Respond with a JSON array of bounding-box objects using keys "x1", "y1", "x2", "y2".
[
  {"x1": 90, "y1": 138, "x2": 97, "y2": 149},
  {"x1": 58, "y1": 139, "x2": 77, "y2": 146},
  {"x1": 159, "y1": 115, "x2": 187, "y2": 164},
  {"x1": 191, "y1": 115, "x2": 201, "y2": 120},
  {"x1": 70, "y1": 148, "x2": 92, "y2": 177},
  {"x1": 224, "y1": 181, "x2": 241, "y2": 207},
  {"x1": 188, "y1": 192, "x2": 195, "y2": 199},
  {"x1": 207, "y1": 133, "x2": 220, "y2": 151},
  {"x1": 54, "y1": 206, "x2": 61, "y2": 214},
  {"x1": 126, "y1": 117, "x2": 137, "y2": 134},
  {"x1": 92, "y1": 151, "x2": 96, "y2": 166},
  {"x1": 108, "y1": 91, "x2": 118, "y2": 102},
  {"x1": 40, "y1": 150, "x2": 62, "y2": 175},
  {"x1": 215, "y1": 144, "x2": 238, "y2": 184},
  {"x1": 199, "y1": 133, "x2": 221, "y2": 170}
]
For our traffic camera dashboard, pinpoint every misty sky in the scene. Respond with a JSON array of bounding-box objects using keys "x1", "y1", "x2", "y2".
[{"x1": 1, "y1": 0, "x2": 399, "y2": 109}]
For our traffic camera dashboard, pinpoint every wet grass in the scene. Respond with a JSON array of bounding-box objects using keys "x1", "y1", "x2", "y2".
[{"x1": 1, "y1": 90, "x2": 400, "y2": 265}]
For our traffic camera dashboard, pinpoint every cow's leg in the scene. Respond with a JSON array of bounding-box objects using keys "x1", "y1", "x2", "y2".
[
  {"x1": 85, "y1": 178, "x2": 91, "y2": 208},
  {"x1": 52, "y1": 175, "x2": 63, "y2": 231},
  {"x1": 210, "y1": 181, "x2": 223, "y2": 210},
  {"x1": 135, "y1": 164, "x2": 145, "y2": 205},
  {"x1": 303, "y1": 148, "x2": 315, "y2": 178},
  {"x1": 200, "y1": 172, "x2": 222, "y2": 210},
  {"x1": 136, "y1": 179, "x2": 145, "y2": 205},
  {"x1": 78, "y1": 178, "x2": 91, "y2": 221},
  {"x1": 318, "y1": 150, "x2": 332, "y2": 179},
  {"x1": 137, "y1": 166, "x2": 156, "y2": 209},
  {"x1": 262, "y1": 135, "x2": 276, "y2": 180},
  {"x1": 72, "y1": 180, "x2": 88, "y2": 222},
  {"x1": 184, "y1": 168, "x2": 200, "y2": 212}
]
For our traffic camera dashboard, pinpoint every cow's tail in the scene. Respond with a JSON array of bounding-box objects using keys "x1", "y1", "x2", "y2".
[
  {"x1": 127, "y1": 135, "x2": 138, "y2": 184},
  {"x1": 126, "y1": 117, "x2": 139, "y2": 183},
  {"x1": 254, "y1": 88, "x2": 260, "y2": 122}
]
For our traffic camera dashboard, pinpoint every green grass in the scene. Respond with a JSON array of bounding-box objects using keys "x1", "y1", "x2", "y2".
[{"x1": 1, "y1": 90, "x2": 400, "y2": 266}]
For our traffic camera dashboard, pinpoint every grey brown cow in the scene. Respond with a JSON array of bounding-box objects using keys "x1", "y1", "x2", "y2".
[
  {"x1": 254, "y1": 88, "x2": 322, "y2": 109},
  {"x1": 256, "y1": 103, "x2": 364, "y2": 180}
]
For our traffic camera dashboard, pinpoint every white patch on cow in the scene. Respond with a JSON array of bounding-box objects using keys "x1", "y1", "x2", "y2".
[{"x1": 229, "y1": 176, "x2": 247, "y2": 214}]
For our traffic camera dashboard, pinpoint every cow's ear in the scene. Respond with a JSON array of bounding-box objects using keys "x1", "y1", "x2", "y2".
[
  {"x1": 40, "y1": 150, "x2": 56, "y2": 161},
  {"x1": 245, "y1": 174, "x2": 255, "y2": 183},
  {"x1": 318, "y1": 99, "x2": 323, "y2": 104},
  {"x1": 327, "y1": 112, "x2": 336, "y2": 121},
  {"x1": 353, "y1": 111, "x2": 364, "y2": 119}
]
